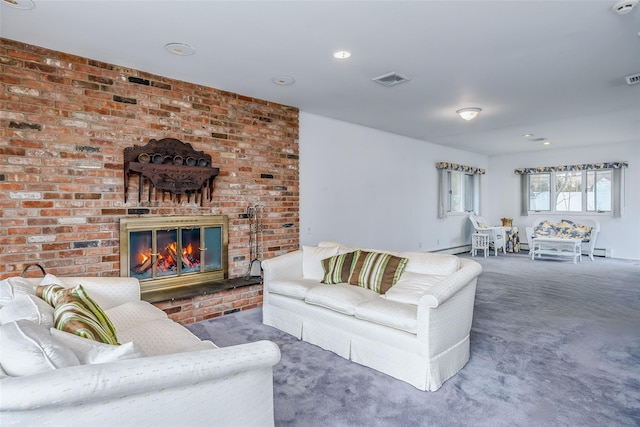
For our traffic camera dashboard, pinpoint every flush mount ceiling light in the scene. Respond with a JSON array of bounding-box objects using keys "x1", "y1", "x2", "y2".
[
  {"x1": 164, "y1": 43, "x2": 195, "y2": 56},
  {"x1": 456, "y1": 108, "x2": 482, "y2": 121},
  {"x1": 271, "y1": 76, "x2": 295, "y2": 86},
  {"x1": 2, "y1": 0, "x2": 35, "y2": 9},
  {"x1": 522, "y1": 133, "x2": 534, "y2": 138},
  {"x1": 333, "y1": 50, "x2": 351, "y2": 59},
  {"x1": 611, "y1": 0, "x2": 637, "y2": 14},
  {"x1": 543, "y1": 141, "x2": 552, "y2": 146}
]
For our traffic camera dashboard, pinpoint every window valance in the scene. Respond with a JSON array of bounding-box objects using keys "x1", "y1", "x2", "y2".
[
  {"x1": 436, "y1": 162, "x2": 485, "y2": 175},
  {"x1": 514, "y1": 161, "x2": 628, "y2": 175}
]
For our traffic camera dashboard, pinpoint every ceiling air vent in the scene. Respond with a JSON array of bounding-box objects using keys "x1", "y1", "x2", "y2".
[
  {"x1": 625, "y1": 73, "x2": 640, "y2": 85},
  {"x1": 372, "y1": 72, "x2": 410, "y2": 87}
]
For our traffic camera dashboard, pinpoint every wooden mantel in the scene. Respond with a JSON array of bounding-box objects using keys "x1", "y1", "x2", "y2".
[{"x1": 124, "y1": 138, "x2": 219, "y2": 205}]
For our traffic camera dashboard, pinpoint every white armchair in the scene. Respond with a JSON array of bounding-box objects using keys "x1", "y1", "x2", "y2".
[{"x1": 469, "y1": 214, "x2": 506, "y2": 256}]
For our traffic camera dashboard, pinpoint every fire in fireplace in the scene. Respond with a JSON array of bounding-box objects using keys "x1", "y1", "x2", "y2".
[{"x1": 120, "y1": 215, "x2": 228, "y2": 295}]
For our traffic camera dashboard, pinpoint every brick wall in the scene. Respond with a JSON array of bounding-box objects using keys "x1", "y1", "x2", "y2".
[{"x1": 0, "y1": 38, "x2": 300, "y2": 322}]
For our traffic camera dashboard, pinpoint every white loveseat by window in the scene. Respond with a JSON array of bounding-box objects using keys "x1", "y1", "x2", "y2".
[{"x1": 525, "y1": 218, "x2": 600, "y2": 260}]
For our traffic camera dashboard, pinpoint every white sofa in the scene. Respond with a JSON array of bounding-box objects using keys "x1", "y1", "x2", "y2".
[
  {"x1": 262, "y1": 242, "x2": 483, "y2": 391},
  {"x1": 525, "y1": 218, "x2": 600, "y2": 260},
  {"x1": 0, "y1": 275, "x2": 281, "y2": 427}
]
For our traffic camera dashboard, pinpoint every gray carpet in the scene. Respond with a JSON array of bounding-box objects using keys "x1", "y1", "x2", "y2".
[{"x1": 187, "y1": 253, "x2": 640, "y2": 426}]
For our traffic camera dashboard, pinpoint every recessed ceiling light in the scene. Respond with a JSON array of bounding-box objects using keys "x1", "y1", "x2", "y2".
[
  {"x1": 271, "y1": 76, "x2": 295, "y2": 86},
  {"x1": 2, "y1": 0, "x2": 35, "y2": 9},
  {"x1": 522, "y1": 133, "x2": 534, "y2": 138},
  {"x1": 611, "y1": 0, "x2": 637, "y2": 15},
  {"x1": 333, "y1": 50, "x2": 351, "y2": 59},
  {"x1": 165, "y1": 43, "x2": 195, "y2": 56},
  {"x1": 543, "y1": 141, "x2": 551, "y2": 146},
  {"x1": 456, "y1": 108, "x2": 482, "y2": 121}
]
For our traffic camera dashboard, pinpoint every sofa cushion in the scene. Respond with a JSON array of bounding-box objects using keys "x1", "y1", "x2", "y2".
[
  {"x1": 302, "y1": 246, "x2": 339, "y2": 280},
  {"x1": 0, "y1": 294, "x2": 55, "y2": 328},
  {"x1": 0, "y1": 277, "x2": 36, "y2": 308},
  {"x1": 354, "y1": 298, "x2": 418, "y2": 334},
  {"x1": 321, "y1": 251, "x2": 358, "y2": 284},
  {"x1": 105, "y1": 301, "x2": 168, "y2": 332},
  {"x1": 49, "y1": 328, "x2": 145, "y2": 364},
  {"x1": 268, "y1": 278, "x2": 321, "y2": 300},
  {"x1": 305, "y1": 283, "x2": 378, "y2": 316},
  {"x1": 116, "y1": 318, "x2": 203, "y2": 356},
  {"x1": 533, "y1": 220, "x2": 557, "y2": 238},
  {"x1": 399, "y1": 252, "x2": 460, "y2": 276},
  {"x1": 349, "y1": 251, "x2": 408, "y2": 294},
  {"x1": 0, "y1": 320, "x2": 80, "y2": 376},
  {"x1": 384, "y1": 272, "x2": 446, "y2": 305},
  {"x1": 556, "y1": 219, "x2": 592, "y2": 242}
]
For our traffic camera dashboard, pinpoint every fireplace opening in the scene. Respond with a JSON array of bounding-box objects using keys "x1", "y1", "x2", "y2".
[{"x1": 120, "y1": 215, "x2": 228, "y2": 296}]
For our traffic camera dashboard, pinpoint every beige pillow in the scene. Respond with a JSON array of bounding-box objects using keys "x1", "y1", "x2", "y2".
[
  {"x1": 0, "y1": 320, "x2": 80, "y2": 376},
  {"x1": 0, "y1": 294, "x2": 55, "y2": 328},
  {"x1": 302, "y1": 246, "x2": 339, "y2": 280},
  {"x1": 0, "y1": 277, "x2": 36, "y2": 307},
  {"x1": 50, "y1": 329, "x2": 145, "y2": 364}
]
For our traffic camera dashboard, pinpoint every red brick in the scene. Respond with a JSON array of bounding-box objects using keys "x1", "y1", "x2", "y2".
[{"x1": 0, "y1": 38, "x2": 299, "y2": 282}]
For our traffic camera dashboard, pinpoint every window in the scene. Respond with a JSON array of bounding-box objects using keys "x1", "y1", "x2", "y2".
[
  {"x1": 437, "y1": 162, "x2": 484, "y2": 219},
  {"x1": 527, "y1": 170, "x2": 612, "y2": 213},
  {"x1": 516, "y1": 162, "x2": 626, "y2": 218},
  {"x1": 529, "y1": 173, "x2": 550, "y2": 211},
  {"x1": 586, "y1": 170, "x2": 612, "y2": 212},
  {"x1": 448, "y1": 171, "x2": 475, "y2": 213}
]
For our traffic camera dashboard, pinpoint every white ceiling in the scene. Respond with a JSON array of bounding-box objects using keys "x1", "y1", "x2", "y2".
[{"x1": 2, "y1": 0, "x2": 639, "y2": 155}]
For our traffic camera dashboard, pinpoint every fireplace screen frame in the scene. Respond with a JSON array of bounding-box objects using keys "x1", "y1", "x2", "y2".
[{"x1": 119, "y1": 215, "x2": 228, "y2": 294}]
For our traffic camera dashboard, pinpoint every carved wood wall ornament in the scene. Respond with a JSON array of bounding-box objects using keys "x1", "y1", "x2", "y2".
[{"x1": 124, "y1": 138, "x2": 220, "y2": 205}]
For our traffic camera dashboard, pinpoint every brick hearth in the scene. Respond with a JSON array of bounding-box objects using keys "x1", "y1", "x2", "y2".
[{"x1": 0, "y1": 38, "x2": 300, "y2": 319}]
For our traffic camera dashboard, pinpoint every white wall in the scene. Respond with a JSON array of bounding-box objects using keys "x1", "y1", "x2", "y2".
[
  {"x1": 299, "y1": 112, "x2": 489, "y2": 252},
  {"x1": 487, "y1": 141, "x2": 640, "y2": 260}
]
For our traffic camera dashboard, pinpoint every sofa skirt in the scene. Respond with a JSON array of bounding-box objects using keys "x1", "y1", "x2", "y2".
[{"x1": 263, "y1": 294, "x2": 470, "y2": 391}]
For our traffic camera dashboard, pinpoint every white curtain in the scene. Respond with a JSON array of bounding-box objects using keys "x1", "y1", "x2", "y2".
[
  {"x1": 612, "y1": 167, "x2": 624, "y2": 218},
  {"x1": 519, "y1": 174, "x2": 529, "y2": 217},
  {"x1": 437, "y1": 168, "x2": 447, "y2": 219}
]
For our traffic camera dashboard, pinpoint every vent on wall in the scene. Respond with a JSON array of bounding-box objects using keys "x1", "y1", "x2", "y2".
[
  {"x1": 372, "y1": 72, "x2": 410, "y2": 87},
  {"x1": 625, "y1": 73, "x2": 640, "y2": 85}
]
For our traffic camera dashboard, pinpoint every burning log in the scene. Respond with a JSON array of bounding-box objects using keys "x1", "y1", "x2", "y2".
[
  {"x1": 182, "y1": 252, "x2": 195, "y2": 268},
  {"x1": 134, "y1": 256, "x2": 152, "y2": 274}
]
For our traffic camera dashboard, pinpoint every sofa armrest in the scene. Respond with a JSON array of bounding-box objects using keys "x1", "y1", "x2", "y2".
[
  {"x1": 262, "y1": 250, "x2": 303, "y2": 283},
  {"x1": 525, "y1": 226, "x2": 534, "y2": 246},
  {"x1": 416, "y1": 258, "x2": 482, "y2": 355},
  {"x1": 418, "y1": 258, "x2": 482, "y2": 309},
  {"x1": 0, "y1": 340, "x2": 280, "y2": 411}
]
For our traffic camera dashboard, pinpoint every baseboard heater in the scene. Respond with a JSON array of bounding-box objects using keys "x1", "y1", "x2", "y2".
[{"x1": 432, "y1": 245, "x2": 471, "y2": 255}]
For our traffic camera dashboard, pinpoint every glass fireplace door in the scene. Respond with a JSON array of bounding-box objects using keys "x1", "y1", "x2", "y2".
[{"x1": 120, "y1": 215, "x2": 228, "y2": 294}]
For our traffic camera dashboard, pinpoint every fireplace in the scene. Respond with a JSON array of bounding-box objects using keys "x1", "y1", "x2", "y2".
[{"x1": 120, "y1": 215, "x2": 228, "y2": 296}]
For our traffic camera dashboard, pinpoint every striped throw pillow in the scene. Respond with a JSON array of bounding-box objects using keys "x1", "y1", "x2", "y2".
[
  {"x1": 321, "y1": 251, "x2": 359, "y2": 284},
  {"x1": 36, "y1": 284, "x2": 119, "y2": 345},
  {"x1": 36, "y1": 284, "x2": 65, "y2": 306},
  {"x1": 348, "y1": 251, "x2": 408, "y2": 294}
]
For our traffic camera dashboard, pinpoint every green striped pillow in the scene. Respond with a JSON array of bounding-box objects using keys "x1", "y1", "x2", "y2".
[
  {"x1": 348, "y1": 251, "x2": 408, "y2": 294},
  {"x1": 321, "y1": 251, "x2": 359, "y2": 284},
  {"x1": 36, "y1": 284, "x2": 64, "y2": 306},
  {"x1": 36, "y1": 284, "x2": 119, "y2": 345},
  {"x1": 54, "y1": 300, "x2": 119, "y2": 345}
]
